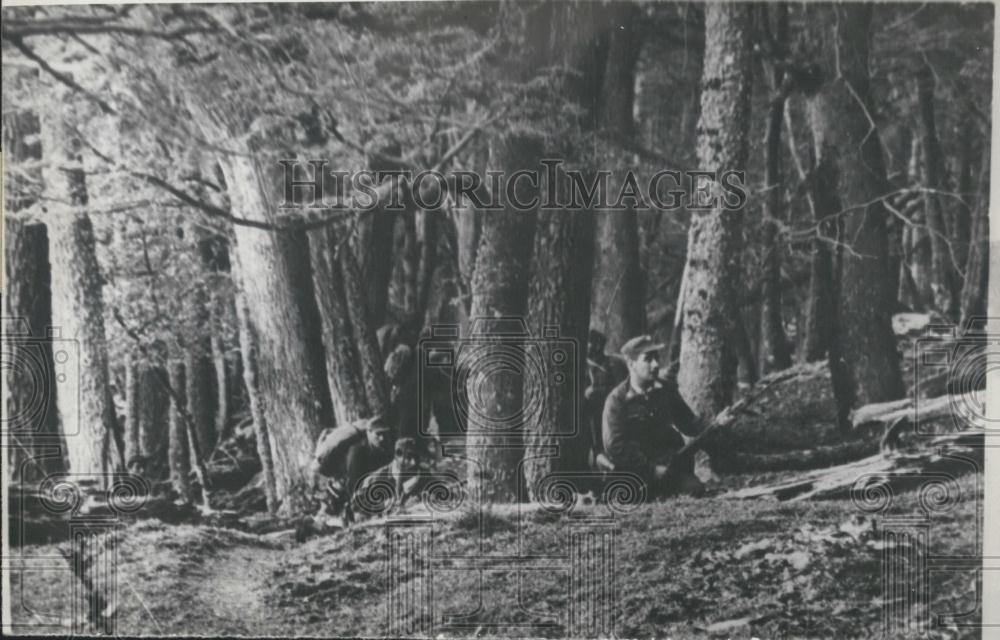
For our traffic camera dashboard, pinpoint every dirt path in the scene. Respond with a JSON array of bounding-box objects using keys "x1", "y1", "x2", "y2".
[{"x1": 189, "y1": 542, "x2": 286, "y2": 635}]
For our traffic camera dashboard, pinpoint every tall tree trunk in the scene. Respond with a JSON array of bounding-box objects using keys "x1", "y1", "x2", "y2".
[
  {"x1": 308, "y1": 222, "x2": 391, "y2": 426},
  {"x1": 415, "y1": 210, "x2": 438, "y2": 323},
  {"x1": 124, "y1": 355, "x2": 141, "y2": 470},
  {"x1": 523, "y1": 198, "x2": 596, "y2": 497},
  {"x1": 41, "y1": 93, "x2": 122, "y2": 481},
  {"x1": 184, "y1": 280, "x2": 217, "y2": 458},
  {"x1": 799, "y1": 231, "x2": 834, "y2": 363},
  {"x1": 591, "y1": 4, "x2": 644, "y2": 355},
  {"x1": 952, "y1": 103, "x2": 975, "y2": 274},
  {"x1": 357, "y1": 211, "x2": 398, "y2": 328},
  {"x1": 465, "y1": 132, "x2": 540, "y2": 503},
  {"x1": 803, "y1": 4, "x2": 904, "y2": 416},
  {"x1": 233, "y1": 284, "x2": 277, "y2": 513},
  {"x1": 3, "y1": 108, "x2": 64, "y2": 483},
  {"x1": 211, "y1": 333, "x2": 230, "y2": 443},
  {"x1": 916, "y1": 65, "x2": 957, "y2": 318},
  {"x1": 906, "y1": 136, "x2": 934, "y2": 309},
  {"x1": 167, "y1": 360, "x2": 193, "y2": 502},
  {"x1": 758, "y1": 3, "x2": 792, "y2": 375},
  {"x1": 678, "y1": 3, "x2": 752, "y2": 419},
  {"x1": 959, "y1": 142, "x2": 991, "y2": 330},
  {"x1": 192, "y1": 107, "x2": 333, "y2": 516}
]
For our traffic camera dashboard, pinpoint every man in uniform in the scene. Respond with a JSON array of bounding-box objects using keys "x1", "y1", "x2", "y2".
[{"x1": 601, "y1": 334, "x2": 705, "y2": 498}]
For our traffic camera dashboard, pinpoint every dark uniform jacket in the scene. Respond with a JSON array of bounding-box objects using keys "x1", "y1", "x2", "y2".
[
  {"x1": 585, "y1": 355, "x2": 628, "y2": 453},
  {"x1": 601, "y1": 377, "x2": 701, "y2": 480}
]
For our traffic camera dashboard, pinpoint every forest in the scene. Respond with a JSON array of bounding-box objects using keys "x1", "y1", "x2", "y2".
[{"x1": 1, "y1": 1, "x2": 994, "y2": 637}]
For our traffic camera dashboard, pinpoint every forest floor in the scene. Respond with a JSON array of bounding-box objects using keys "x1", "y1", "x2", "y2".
[{"x1": 8, "y1": 472, "x2": 981, "y2": 639}]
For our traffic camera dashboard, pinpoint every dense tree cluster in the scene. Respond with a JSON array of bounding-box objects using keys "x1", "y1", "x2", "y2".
[{"x1": 2, "y1": 2, "x2": 992, "y2": 515}]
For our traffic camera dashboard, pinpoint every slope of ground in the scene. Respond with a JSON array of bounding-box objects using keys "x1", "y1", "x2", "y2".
[{"x1": 8, "y1": 473, "x2": 980, "y2": 639}]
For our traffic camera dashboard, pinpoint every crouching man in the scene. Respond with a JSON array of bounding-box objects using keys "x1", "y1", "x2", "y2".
[
  {"x1": 310, "y1": 415, "x2": 395, "y2": 522},
  {"x1": 602, "y1": 335, "x2": 705, "y2": 499}
]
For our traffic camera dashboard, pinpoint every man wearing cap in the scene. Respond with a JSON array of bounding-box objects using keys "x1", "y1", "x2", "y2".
[
  {"x1": 311, "y1": 414, "x2": 396, "y2": 495},
  {"x1": 601, "y1": 334, "x2": 705, "y2": 498}
]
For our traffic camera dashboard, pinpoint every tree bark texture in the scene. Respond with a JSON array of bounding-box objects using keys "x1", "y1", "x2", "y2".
[
  {"x1": 758, "y1": 3, "x2": 792, "y2": 375},
  {"x1": 41, "y1": 93, "x2": 122, "y2": 481},
  {"x1": 308, "y1": 223, "x2": 390, "y2": 427},
  {"x1": 465, "y1": 132, "x2": 541, "y2": 503},
  {"x1": 191, "y1": 106, "x2": 333, "y2": 516},
  {"x1": 959, "y1": 142, "x2": 991, "y2": 330},
  {"x1": 803, "y1": 4, "x2": 904, "y2": 410},
  {"x1": 523, "y1": 202, "x2": 595, "y2": 499},
  {"x1": 678, "y1": 2, "x2": 752, "y2": 420},
  {"x1": 3, "y1": 108, "x2": 64, "y2": 483},
  {"x1": 167, "y1": 360, "x2": 193, "y2": 502},
  {"x1": 916, "y1": 65, "x2": 957, "y2": 318},
  {"x1": 590, "y1": 3, "x2": 644, "y2": 355}
]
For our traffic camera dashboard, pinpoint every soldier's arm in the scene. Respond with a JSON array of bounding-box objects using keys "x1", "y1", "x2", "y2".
[
  {"x1": 602, "y1": 392, "x2": 652, "y2": 474},
  {"x1": 663, "y1": 379, "x2": 702, "y2": 438}
]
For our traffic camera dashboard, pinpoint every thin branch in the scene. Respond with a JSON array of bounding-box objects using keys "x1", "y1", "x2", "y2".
[{"x1": 8, "y1": 36, "x2": 117, "y2": 115}]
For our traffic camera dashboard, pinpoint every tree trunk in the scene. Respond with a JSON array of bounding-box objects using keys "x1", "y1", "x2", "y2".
[
  {"x1": 803, "y1": 4, "x2": 904, "y2": 414},
  {"x1": 3, "y1": 108, "x2": 64, "y2": 483},
  {"x1": 41, "y1": 94, "x2": 122, "y2": 481},
  {"x1": 309, "y1": 222, "x2": 391, "y2": 426},
  {"x1": 590, "y1": 4, "x2": 643, "y2": 356},
  {"x1": 592, "y1": 212, "x2": 644, "y2": 356},
  {"x1": 233, "y1": 284, "x2": 277, "y2": 513},
  {"x1": 167, "y1": 360, "x2": 193, "y2": 502},
  {"x1": 953, "y1": 102, "x2": 975, "y2": 274},
  {"x1": 523, "y1": 203, "x2": 595, "y2": 499},
  {"x1": 211, "y1": 333, "x2": 230, "y2": 443},
  {"x1": 677, "y1": 3, "x2": 752, "y2": 419},
  {"x1": 465, "y1": 132, "x2": 540, "y2": 503},
  {"x1": 184, "y1": 278, "x2": 217, "y2": 458},
  {"x1": 916, "y1": 65, "x2": 957, "y2": 318},
  {"x1": 191, "y1": 107, "x2": 333, "y2": 516},
  {"x1": 415, "y1": 210, "x2": 438, "y2": 323},
  {"x1": 758, "y1": 3, "x2": 792, "y2": 375},
  {"x1": 959, "y1": 142, "x2": 991, "y2": 330},
  {"x1": 357, "y1": 210, "x2": 398, "y2": 328},
  {"x1": 124, "y1": 355, "x2": 141, "y2": 470},
  {"x1": 906, "y1": 137, "x2": 934, "y2": 309}
]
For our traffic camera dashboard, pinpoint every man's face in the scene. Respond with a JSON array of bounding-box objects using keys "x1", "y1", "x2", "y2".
[
  {"x1": 628, "y1": 351, "x2": 659, "y2": 387},
  {"x1": 367, "y1": 429, "x2": 391, "y2": 451},
  {"x1": 394, "y1": 439, "x2": 421, "y2": 472}
]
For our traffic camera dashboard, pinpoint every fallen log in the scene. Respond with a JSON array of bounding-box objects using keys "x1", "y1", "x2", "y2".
[
  {"x1": 850, "y1": 389, "x2": 985, "y2": 446},
  {"x1": 715, "y1": 437, "x2": 880, "y2": 474},
  {"x1": 723, "y1": 430, "x2": 983, "y2": 502}
]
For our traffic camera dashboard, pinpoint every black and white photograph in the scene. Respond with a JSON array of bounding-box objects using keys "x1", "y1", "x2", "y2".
[{"x1": 1, "y1": 0, "x2": 996, "y2": 637}]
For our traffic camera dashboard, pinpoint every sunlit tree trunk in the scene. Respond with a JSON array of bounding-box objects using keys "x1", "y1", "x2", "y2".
[
  {"x1": 309, "y1": 221, "x2": 391, "y2": 426},
  {"x1": 678, "y1": 2, "x2": 752, "y2": 419},
  {"x1": 192, "y1": 105, "x2": 333, "y2": 516},
  {"x1": 916, "y1": 64, "x2": 957, "y2": 318},
  {"x1": 960, "y1": 142, "x2": 990, "y2": 330},
  {"x1": 167, "y1": 359, "x2": 193, "y2": 502},
  {"x1": 41, "y1": 93, "x2": 122, "y2": 481}
]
